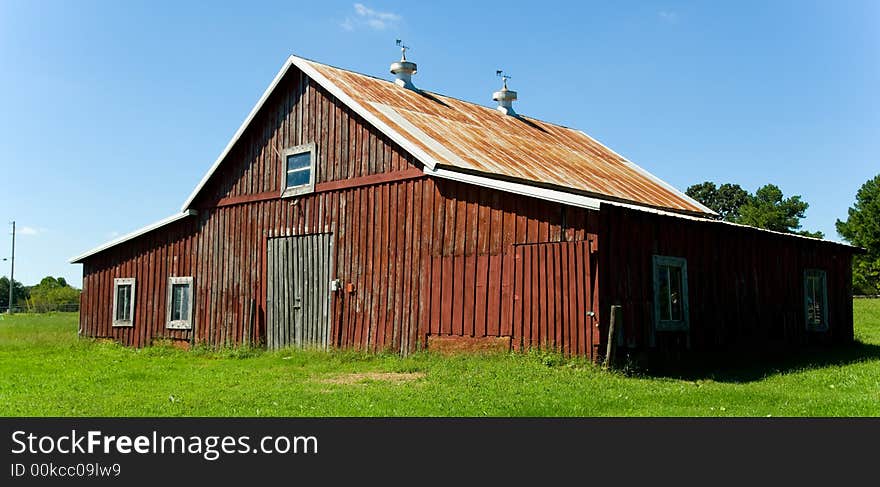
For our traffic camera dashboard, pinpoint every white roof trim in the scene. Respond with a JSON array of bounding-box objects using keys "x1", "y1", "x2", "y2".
[
  {"x1": 179, "y1": 57, "x2": 297, "y2": 211},
  {"x1": 179, "y1": 54, "x2": 444, "y2": 211},
  {"x1": 425, "y1": 166, "x2": 722, "y2": 218},
  {"x1": 70, "y1": 210, "x2": 198, "y2": 263},
  {"x1": 424, "y1": 166, "x2": 603, "y2": 210},
  {"x1": 426, "y1": 166, "x2": 855, "y2": 249},
  {"x1": 601, "y1": 201, "x2": 855, "y2": 247},
  {"x1": 576, "y1": 130, "x2": 717, "y2": 216}
]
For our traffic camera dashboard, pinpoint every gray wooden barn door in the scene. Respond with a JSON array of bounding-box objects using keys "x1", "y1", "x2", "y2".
[{"x1": 266, "y1": 234, "x2": 332, "y2": 350}]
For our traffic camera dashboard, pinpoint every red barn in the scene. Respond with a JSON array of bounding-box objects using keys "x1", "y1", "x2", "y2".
[{"x1": 70, "y1": 53, "x2": 858, "y2": 360}]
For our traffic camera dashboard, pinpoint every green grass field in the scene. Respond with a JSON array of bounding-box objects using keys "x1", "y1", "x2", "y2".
[{"x1": 1, "y1": 300, "x2": 878, "y2": 416}]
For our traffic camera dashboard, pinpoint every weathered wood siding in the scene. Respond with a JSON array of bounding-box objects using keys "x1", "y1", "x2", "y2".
[
  {"x1": 79, "y1": 64, "x2": 601, "y2": 356},
  {"x1": 80, "y1": 178, "x2": 599, "y2": 354},
  {"x1": 513, "y1": 240, "x2": 597, "y2": 356},
  {"x1": 195, "y1": 67, "x2": 420, "y2": 208},
  {"x1": 598, "y1": 204, "x2": 855, "y2": 355},
  {"x1": 80, "y1": 216, "x2": 200, "y2": 347}
]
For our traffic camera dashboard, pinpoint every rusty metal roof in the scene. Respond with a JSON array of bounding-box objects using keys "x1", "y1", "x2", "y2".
[
  {"x1": 303, "y1": 59, "x2": 713, "y2": 215},
  {"x1": 180, "y1": 55, "x2": 713, "y2": 215}
]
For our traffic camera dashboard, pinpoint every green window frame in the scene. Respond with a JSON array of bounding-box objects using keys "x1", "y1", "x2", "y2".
[
  {"x1": 804, "y1": 269, "x2": 828, "y2": 332},
  {"x1": 652, "y1": 255, "x2": 689, "y2": 332}
]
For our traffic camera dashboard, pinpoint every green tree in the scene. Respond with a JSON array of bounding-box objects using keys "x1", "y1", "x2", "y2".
[
  {"x1": 836, "y1": 174, "x2": 880, "y2": 295},
  {"x1": 28, "y1": 276, "x2": 80, "y2": 312},
  {"x1": 0, "y1": 276, "x2": 29, "y2": 310},
  {"x1": 686, "y1": 181, "x2": 750, "y2": 221},
  {"x1": 36, "y1": 276, "x2": 61, "y2": 289},
  {"x1": 687, "y1": 181, "x2": 823, "y2": 237},
  {"x1": 735, "y1": 184, "x2": 824, "y2": 238}
]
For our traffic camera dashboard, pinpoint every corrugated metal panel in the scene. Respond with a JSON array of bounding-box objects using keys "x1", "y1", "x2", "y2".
[{"x1": 304, "y1": 60, "x2": 710, "y2": 215}]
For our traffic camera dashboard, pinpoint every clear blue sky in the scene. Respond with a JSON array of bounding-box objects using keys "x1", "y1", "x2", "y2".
[{"x1": 0, "y1": 0, "x2": 877, "y2": 287}]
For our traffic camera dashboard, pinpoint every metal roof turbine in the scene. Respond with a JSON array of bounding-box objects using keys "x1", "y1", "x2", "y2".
[
  {"x1": 493, "y1": 70, "x2": 517, "y2": 116},
  {"x1": 390, "y1": 39, "x2": 417, "y2": 90}
]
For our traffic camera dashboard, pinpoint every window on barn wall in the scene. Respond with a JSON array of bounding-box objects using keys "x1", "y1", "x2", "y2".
[
  {"x1": 652, "y1": 256, "x2": 689, "y2": 331},
  {"x1": 804, "y1": 269, "x2": 828, "y2": 332},
  {"x1": 112, "y1": 278, "x2": 136, "y2": 327},
  {"x1": 281, "y1": 142, "x2": 316, "y2": 198},
  {"x1": 166, "y1": 276, "x2": 193, "y2": 330}
]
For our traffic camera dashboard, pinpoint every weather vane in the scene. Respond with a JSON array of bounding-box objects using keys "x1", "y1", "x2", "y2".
[
  {"x1": 395, "y1": 39, "x2": 410, "y2": 61},
  {"x1": 496, "y1": 70, "x2": 512, "y2": 89}
]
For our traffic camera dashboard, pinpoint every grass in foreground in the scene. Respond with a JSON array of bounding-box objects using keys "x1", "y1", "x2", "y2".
[{"x1": 0, "y1": 301, "x2": 879, "y2": 417}]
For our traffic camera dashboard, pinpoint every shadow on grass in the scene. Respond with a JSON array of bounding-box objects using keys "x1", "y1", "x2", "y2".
[{"x1": 620, "y1": 341, "x2": 880, "y2": 383}]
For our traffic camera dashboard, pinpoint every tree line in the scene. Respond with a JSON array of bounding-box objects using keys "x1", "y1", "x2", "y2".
[
  {"x1": 686, "y1": 174, "x2": 880, "y2": 295},
  {"x1": 0, "y1": 276, "x2": 80, "y2": 312}
]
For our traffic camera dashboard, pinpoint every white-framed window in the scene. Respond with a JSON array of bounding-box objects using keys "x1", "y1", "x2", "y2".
[
  {"x1": 280, "y1": 142, "x2": 316, "y2": 198},
  {"x1": 112, "y1": 278, "x2": 136, "y2": 327},
  {"x1": 804, "y1": 269, "x2": 828, "y2": 332},
  {"x1": 652, "y1": 255, "x2": 689, "y2": 331},
  {"x1": 166, "y1": 276, "x2": 194, "y2": 330}
]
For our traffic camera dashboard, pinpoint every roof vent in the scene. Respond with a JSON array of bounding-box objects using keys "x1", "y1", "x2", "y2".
[
  {"x1": 492, "y1": 70, "x2": 517, "y2": 116},
  {"x1": 390, "y1": 39, "x2": 417, "y2": 90}
]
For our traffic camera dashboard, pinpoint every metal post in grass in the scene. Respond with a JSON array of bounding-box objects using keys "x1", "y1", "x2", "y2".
[
  {"x1": 604, "y1": 305, "x2": 622, "y2": 370},
  {"x1": 6, "y1": 221, "x2": 13, "y2": 314}
]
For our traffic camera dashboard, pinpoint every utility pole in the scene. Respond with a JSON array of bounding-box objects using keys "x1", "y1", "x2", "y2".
[{"x1": 7, "y1": 221, "x2": 14, "y2": 314}]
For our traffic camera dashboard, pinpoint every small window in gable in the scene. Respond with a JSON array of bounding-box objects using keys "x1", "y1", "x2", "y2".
[
  {"x1": 652, "y1": 255, "x2": 689, "y2": 332},
  {"x1": 804, "y1": 269, "x2": 828, "y2": 332},
  {"x1": 281, "y1": 143, "x2": 316, "y2": 198},
  {"x1": 166, "y1": 276, "x2": 194, "y2": 330},
  {"x1": 112, "y1": 278, "x2": 135, "y2": 327}
]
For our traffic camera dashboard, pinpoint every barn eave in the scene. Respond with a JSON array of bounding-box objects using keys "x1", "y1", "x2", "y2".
[{"x1": 69, "y1": 210, "x2": 198, "y2": 264}]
